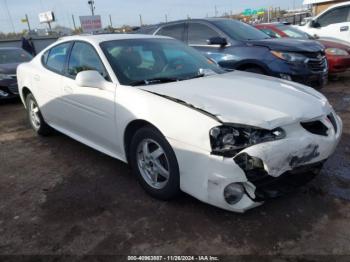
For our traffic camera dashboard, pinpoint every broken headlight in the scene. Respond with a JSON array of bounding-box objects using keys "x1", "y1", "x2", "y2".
[{"x1": 210, "y1": 125, "x2": 286, "y2": 157}]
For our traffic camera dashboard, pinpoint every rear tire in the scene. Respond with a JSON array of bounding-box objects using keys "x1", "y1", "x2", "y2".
[
  {"x1": 25, "y1": 93, "x2": 52, "y2": 136},
  {"x1": 129, "y1": 126, "x2": 180, "y2": 200}
]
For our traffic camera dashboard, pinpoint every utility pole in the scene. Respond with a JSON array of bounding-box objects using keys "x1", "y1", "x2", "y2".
[
  {"x1": 4, "y1": 0, "x2": 15, "y2": 33},
  {"x1": 88, "y1": 0, "x2": 95, "y2": 16},
  {"x1": 72, "y1": 14, "x2": 77, "y2": 30},
  {"x1": 165, "y1": 14, "x2": 168, "y2": 23},
  {"x1": 139, "y1": 14, "x2": 143, "y2": 26},
  {"x1": 109, "y1": 14, "x2": 113, "y2": 27},
  {"x1": 24, "y1": 14, "x2": 31, "y2": 31},
  {"x1": 214, "y1": 5, "x2": 218, "y2": 17}
]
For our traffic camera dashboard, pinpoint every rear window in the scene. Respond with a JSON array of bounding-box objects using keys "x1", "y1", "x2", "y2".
[{"x1": 44, "y1": 42, "x2": 71, "y2": 73}]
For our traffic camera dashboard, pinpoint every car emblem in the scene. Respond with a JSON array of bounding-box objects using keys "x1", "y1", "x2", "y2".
[{"x1": 317, "y1": 54, "x2": 322, "y2": 59}]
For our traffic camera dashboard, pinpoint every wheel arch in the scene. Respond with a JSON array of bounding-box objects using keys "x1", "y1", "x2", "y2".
[
  {"x1": 123, "y1": 119, "x2": 165, "y2": 163},
  {"x1": 21, "y1": 86, "x2": 32, "y2": 108},
  {"x1": 235, "y1": 61, "x2": 270, "y2": 75}
]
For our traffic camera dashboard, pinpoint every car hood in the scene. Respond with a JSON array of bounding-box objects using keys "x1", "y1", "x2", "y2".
[
  {"x1": 140, "y1": 71, "x2": 331, "y2": 129},
  {"x1": 0, "y1": 63, "x2": 20, "y2": 74},
  {"x1": 318, "y1": 38, "x2": 350, "y2": 53},
  {"x1": 247, "y1": 38, "x2": 325, "y2": 52}
]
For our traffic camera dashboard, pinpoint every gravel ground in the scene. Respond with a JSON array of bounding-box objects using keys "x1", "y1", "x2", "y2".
[{"x1": 0, "y1": 74, "x2": 350, "y2": 259}]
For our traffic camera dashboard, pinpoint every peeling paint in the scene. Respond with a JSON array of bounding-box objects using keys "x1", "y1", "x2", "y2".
[{"x1": 289, "y1": 144, "x2": 320, "y2": 168}]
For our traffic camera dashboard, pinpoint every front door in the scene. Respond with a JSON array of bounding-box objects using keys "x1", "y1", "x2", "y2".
[
  {"x1": 186, "y1": 22, "x2": 234, "y2": 67},
  {"x1": 59, "y1": 41, "x2": 117, "y2": 154}
]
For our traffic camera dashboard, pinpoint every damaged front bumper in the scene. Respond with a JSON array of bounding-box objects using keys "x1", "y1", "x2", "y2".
[{"x1": 170, "y1": 112, "x2": 342, "y2": 213}]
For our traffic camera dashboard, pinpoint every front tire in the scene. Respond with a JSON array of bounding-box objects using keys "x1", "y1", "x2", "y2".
[
  {"x1": 25, "y1": 93, "x2": 52, "y2": 136},
  {"x1": 129, "y1": 126, "x2": 180, "y2": 200}
]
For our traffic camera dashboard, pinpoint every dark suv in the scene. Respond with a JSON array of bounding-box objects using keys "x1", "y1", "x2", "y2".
[{"x1": 138, "y1": 18, "x2": 328, "y2": 88}]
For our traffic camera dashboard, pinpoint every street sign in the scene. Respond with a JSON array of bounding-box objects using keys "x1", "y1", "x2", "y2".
[
  {"x1": 79, "y1": 15, "x2": 102, "y2": 33},
  {"x1": 242, "y1": 8, "x2": 266, "y2": 16},
  {"x1": 38, "y1": 11, "x2": 55, "y2": 23}
]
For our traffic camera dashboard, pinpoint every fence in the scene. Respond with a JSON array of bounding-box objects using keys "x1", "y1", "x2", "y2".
[{"x1": 0, "y1": 36, "x2": 58, "y2": 53}]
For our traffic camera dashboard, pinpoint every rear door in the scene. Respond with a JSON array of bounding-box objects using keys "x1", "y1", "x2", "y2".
[
  {"x1": 36, "y1": 41, "x2": 72, "y2": 126},
  {"x1": 313, "y1": 5, "x2": 350, "y2": 42}
]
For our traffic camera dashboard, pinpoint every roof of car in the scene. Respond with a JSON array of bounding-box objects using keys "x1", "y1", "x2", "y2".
[
  {"x1": 309, "y1": 1, "x2": 350, "y2": 9},
  {"x1": 137, "y1": 18, "x2": 237, "y2": 29},
  {"x1": 58, "y1": 33, "x2": 170, "y2": 44},
  {"x1": 255, "y1": 22, "x2": 290, "y2": 27}
]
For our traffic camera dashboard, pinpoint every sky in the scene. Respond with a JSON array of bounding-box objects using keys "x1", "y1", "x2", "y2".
[{"x1": 0, "y1": 0, "x2": 305, "y2": 33}]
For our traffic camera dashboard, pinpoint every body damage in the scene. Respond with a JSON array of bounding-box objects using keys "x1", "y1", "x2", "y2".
[
  {"x1": 17, "y1": 35, "x2": 342, "y2": 212},
  {"x1": 140, "y1": 71, "x2": 331, "y2": 130},
  {"x1": 136, "y1": 72, "x2": 342, "y2": 211}
]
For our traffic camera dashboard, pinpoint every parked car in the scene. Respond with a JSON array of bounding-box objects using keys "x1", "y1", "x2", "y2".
[
  {"x1": 0, "y1": 47, "x2": 32, "y2": 99},
  {"x1": 255, "y1": 23, "x2": 350, "y2": 74},
  {"x1": 139, "y1": 18, "x2": 328, "y2": 88},
  {"x1": 297, "y1": 1, "x2": 350, "y2": 43},
  {"x1": 17, "y1": 34, "x2": 342, "y2": 212}
]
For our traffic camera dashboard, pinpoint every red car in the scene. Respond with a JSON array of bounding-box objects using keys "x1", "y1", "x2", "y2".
[{"x1": 255, "y1": 23, "x2": 350, "y2": 74}]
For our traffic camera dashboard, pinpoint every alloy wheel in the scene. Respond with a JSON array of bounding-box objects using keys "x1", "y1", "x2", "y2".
[{"x1": 136, "y1": 138, "x2": 170, "y2": 189}]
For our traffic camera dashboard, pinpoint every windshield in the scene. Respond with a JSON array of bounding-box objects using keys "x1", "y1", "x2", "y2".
[
  {"x1": 0, "y1": 49, "x2": 32, "y2": 64},
  {"x1": 212, "y1": 20, "x2": 271, "y2": 41},
  {"x1": 100, "y1": 38, "x2": 224, "y2": 86},
  {"x1": 276, "y1": 25, "x2": 313, "y2": 39}
]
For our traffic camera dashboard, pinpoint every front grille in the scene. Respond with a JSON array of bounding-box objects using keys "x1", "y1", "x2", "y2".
[
  {"x1": 301, "y1": 120, "x2": 328, "y2": 136},
  {"x1": 328, "y1": 113, "x2": 338, "y2": 134},
  {"x1": 307, "y1": 56, "x2": 327, "y2": 72},
  {"x1": 302, "y1": 51, "x2": 325, "y2": 59}
]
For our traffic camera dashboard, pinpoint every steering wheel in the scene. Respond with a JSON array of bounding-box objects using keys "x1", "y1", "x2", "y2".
[{"x1": 162, "y1": 57, "x2": 189, "y2": 72}]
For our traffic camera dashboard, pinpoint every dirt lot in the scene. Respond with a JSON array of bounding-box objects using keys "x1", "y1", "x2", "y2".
[{"x1": 0, "y1": 74, "x2": 350, "y2": 258}]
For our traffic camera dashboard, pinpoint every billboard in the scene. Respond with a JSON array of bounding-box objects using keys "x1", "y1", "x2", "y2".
[
  {"x1": 39, "y1": 11, "x2": 55, "y2": 23},
  {"x1": 79, "y1": 15, "x2": 102, "y2": 33},
  {"x1": 242, "y1": 8, "x2": 266, "y2": 16}
]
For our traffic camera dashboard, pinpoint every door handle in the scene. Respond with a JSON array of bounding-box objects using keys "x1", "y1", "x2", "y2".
[
  {"x1": 63, "y1": 86, "x2": 73, "y2": 94},
  {"x1": 340, "y1": 26, "x2": 349, "y2": 32},
  {"x1": 34, "y1": 75, "x2": 40, "y2": 81}
]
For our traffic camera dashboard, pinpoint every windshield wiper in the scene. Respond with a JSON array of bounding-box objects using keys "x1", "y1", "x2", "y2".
[
  {"x1": 130, "y1": 77, "x2": 179, "y2": 86},
  {"x1": 183, "y1": 68, "x2": 217, "y2": 80}
]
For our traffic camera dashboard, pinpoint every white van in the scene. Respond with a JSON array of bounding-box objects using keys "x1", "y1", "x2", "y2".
[{"x1": 298, "y1": 1, "x2": 350, "y2": 43}]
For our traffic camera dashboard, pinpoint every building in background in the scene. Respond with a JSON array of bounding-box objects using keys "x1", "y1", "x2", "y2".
[{"x1": 303, "y1": 0, "x2": 349, "y2": 15}]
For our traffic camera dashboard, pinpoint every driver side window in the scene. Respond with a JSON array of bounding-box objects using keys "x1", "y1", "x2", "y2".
[
  {"x1": 188, "y1": 23, "x2": 221, "y2": 45},
  {"x1": 67, "y1": 42, "x2": 108, "y2": 79},
  {"x1": 317, "y1": 6, "x2": 350, "y2": 27}
]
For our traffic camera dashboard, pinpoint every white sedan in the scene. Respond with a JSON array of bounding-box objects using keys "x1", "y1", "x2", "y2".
[{"x1": 17, "y1": 34, "x2": 342, "y2": 212}]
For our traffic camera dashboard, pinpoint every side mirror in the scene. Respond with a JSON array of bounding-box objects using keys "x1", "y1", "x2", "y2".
[
  {"x1": 310, "y1": 20, "x2": 321, "y2": 28},
  {"x1": 207, "y1": 37, "x2": 227, "y2": 47},
  {"x1": 76, "y1": 70, "x2": 106, "y2": 89}
]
